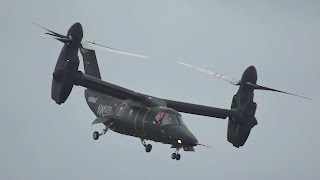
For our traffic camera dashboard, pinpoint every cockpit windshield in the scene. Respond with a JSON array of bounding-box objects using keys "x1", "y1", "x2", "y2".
[{"x1": 154, "y1": 112, "x2": 185, "y2": 126}]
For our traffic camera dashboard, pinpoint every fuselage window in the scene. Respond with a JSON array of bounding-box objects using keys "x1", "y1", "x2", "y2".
[
  {"x1": 154, "y1": 112, "x2": 182, "y2": 126},
  {"x1": 161, "y1": 113, "x2": 179, "y2": 126},
  {"x1": 177, "y1": 116, "x2": 186, "y2": 126},
  {"x1": 154, "y1": 112, "x2": 165, "y2": 124}
]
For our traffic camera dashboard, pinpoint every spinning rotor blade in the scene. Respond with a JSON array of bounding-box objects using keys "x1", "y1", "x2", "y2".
[
  {"x1": 177, "y1": 61, "x2": 310, "y2": 100},
  {"x1": 246, "y1": 82, "x2": 312, "y2": 100},
  {"x1": 81, "y1": 41, "x2": 149, "y2": 59},
  {"x1": 35, "y1": 23, "x2": 149, "y2": 59},
  {"x1": 36, "y1": 34, "x2": 72, "y2": 43},
  {"x1": 33, "y1": 23, "x2": 66, "y2": 39},
  {"x1": 177, "y1": 61, "x2": 240, "y2": 85}
]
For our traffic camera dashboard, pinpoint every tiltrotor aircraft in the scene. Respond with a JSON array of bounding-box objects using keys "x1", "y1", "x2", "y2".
[{"x1": 37, "y1": 22, "x2": 309, "y2": 160}]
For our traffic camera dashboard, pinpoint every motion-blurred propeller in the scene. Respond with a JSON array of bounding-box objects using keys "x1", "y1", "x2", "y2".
[
  {"x1": 81, "y1": 41, "x2": 148, "y2": 58},
  {"x1": 246, "y1": 82, "x2": 311, "y2": 100},
  {"x1": 177, "y1": 61, "x2": 311, "y2": 100},
  {"x1": 177, "y1": 61, "x2": 240, "y2": 85},
  {"x1": 35, "y1": 23, "x2": 149, "y2": 59}
]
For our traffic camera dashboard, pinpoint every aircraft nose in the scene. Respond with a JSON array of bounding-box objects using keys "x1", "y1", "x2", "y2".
[
  {"x1": 181, "y1": 130, "x2": 198, "y2": 146},
  {"x1": 164, "y1": 125, "x2": 198, "y2": 146}
]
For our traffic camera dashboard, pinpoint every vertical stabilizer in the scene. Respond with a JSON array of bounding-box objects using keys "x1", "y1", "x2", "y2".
[{"x1": 80, "y1": 48, "x2": 101, "y2": 79}]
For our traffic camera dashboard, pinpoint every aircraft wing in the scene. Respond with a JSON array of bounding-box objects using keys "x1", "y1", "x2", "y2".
[
  {"x1": 75, "y1": 71, "x2": 235, "y2": 119},
  {"x1": 75, "y1": 71, "x2": 145, "y2": 101},
  {"x1": 164, "y1": 99, "x2": 236, "y2": 119}
]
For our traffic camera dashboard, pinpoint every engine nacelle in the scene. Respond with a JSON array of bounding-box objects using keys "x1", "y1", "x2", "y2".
[
  {"x1": 51, "y1": 23, "x2": 83, "y2": 104},
  {"x1": 227, "y1": 95, "x2": 257, "y2": 147},
  {"x1": 227, "y1": 66, "x2": 258, "y2": 147}
]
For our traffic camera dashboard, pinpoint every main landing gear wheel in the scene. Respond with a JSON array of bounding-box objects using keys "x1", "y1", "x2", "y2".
[
  {"x1": 93, "y1": 131, "x2": 99, "y2": 140},
  {"x1": 145, "y1": 144, "x2": 152, "y2": 153},
  {"x1": 93, "y1": 129, "x2": 106, "y2": 140},
  {"x1": 92, "y1": 122, "x2": 113, "y2": 141},
  {"x1": 141, "y1": 139, "x2": 152, "y2": 153},
  {"x1": 171, "y1": 149, "x2": 181, "y2": 160}
]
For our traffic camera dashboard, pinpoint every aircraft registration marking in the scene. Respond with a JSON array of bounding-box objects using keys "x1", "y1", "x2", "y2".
[{"x1": 97, "y1": 104, "x2": 112, "y2": 116}]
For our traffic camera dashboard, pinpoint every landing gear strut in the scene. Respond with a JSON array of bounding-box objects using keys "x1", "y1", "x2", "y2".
[
  {"x1": 141, "y1": 139, "x2": 152, "y2": 153},
  {"x1": 171, "y1": 148, "x2": 181, "y2": 160},
  {"x1": 93, "y1": 122, "x2": 113, "y2": 140}
]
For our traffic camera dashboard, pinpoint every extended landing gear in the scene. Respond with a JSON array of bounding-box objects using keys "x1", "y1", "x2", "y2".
[
  {"x1": 141, "y1": 139, "x2": 152, "y2": 153},
  {"x1": 92, "y1": 128, "x2": 107, "y2": 140},
  {"x1": 93, "y1": 122, "x2": 113, "y2": 140},
  {"x1": 93, "y1": 131, "x2": 100, "y2": 140},
  {"x1": 171, "y1": 149, "x2": 181, "y2": 160}
]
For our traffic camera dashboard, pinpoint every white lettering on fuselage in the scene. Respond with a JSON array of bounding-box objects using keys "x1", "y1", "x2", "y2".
[
  {"x1": 88, "y1": 97, "x2": 97, "y2": 103},
  {"x1": 97, "y1": 104, "x2": 112, "y2": 116}
]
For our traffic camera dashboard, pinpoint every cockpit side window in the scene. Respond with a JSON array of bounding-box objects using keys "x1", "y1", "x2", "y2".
[
  {"x1": 154, "y1": 111, "x2": 183, "y2": 126},
  {"x1": 177, "y1": 116, "x2": 186, "y2": 126},
  {"x1": 154, "y1": 112, "x2": 165, "y2": 125},
  {"x1": 161, "y1": 113, "x2": 179, "y2": 126}
]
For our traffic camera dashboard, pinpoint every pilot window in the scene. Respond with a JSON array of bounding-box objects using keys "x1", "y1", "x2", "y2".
[
  {"x1": 161, "y1": 113, "x2": 179, "y2": 126},
  {"x1": 154, "y1": 112, "x2": 183, "y2": 126},
  {"x1": 154, "y1": 112, "x2": 165, "y2": 124}
]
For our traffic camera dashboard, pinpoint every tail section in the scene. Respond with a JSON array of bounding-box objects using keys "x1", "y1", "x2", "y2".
[
  {"x1": 80, "y1": 48, "x2": 101, "y2": 79},
  {"x1": 80, "y1": 47, "x2": 103, "y2": 113},
  {"x1": 37, "y1": 22, "x2": 148, "y2": 105}
]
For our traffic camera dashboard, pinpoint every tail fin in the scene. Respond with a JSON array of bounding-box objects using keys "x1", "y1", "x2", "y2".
[{"x1": 80, "y1": 48, "x2": 101, "y2": 79}]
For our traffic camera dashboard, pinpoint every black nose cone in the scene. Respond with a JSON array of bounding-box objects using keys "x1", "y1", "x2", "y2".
[
  {"x1": 182, "y1": 130, "x2": 198, "y2": 146},
  {"x1": 164, "y1": 125, "x2": 198, "y2": 146}
]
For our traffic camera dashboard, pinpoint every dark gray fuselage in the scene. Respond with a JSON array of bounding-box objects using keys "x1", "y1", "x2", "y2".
[{"x1": 84, "y1": 89, "x2": 197, "y2": 147}]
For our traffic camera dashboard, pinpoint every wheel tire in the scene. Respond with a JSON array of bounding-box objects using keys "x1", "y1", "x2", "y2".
[
  {"x1": 175, "y1": 154, "x2": 181, "y2": 160},
  {"x1": 93, "y1": 131, "x2": 99, "y2": 140},
  {"x1": 145, "y1": 144, "x2": 152, "y2": 152},
  {"x1": 171, "y1": 153, "x2": 176, "y2": 159}
]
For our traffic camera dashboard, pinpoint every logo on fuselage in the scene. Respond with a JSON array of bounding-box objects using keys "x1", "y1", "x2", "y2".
[
  {"x1": 116, "y1": 103, "x2": 127, "y2": 115},
  {"x1": 97, "y1": 104, "x2": 113, "y2": 116}
]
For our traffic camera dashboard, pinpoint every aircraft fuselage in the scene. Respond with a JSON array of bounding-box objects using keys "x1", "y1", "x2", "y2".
[{"x1": 84, "y1": 89, "x2": 198, "y2": 149}]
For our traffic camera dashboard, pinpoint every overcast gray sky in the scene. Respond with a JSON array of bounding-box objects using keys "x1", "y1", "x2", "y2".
[{"x1": 1, "y1": 0, "x2": 319, "y2": 179}]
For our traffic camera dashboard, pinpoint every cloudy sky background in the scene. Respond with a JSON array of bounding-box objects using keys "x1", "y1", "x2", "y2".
[{"x1": 1, "y1": 0, "x2": 319, "y2": 179}]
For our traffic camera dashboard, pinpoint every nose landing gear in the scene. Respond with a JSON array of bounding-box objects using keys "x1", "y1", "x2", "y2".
[{"x1": 171, "y1": 148, "x2": 181, "y2": 160}]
